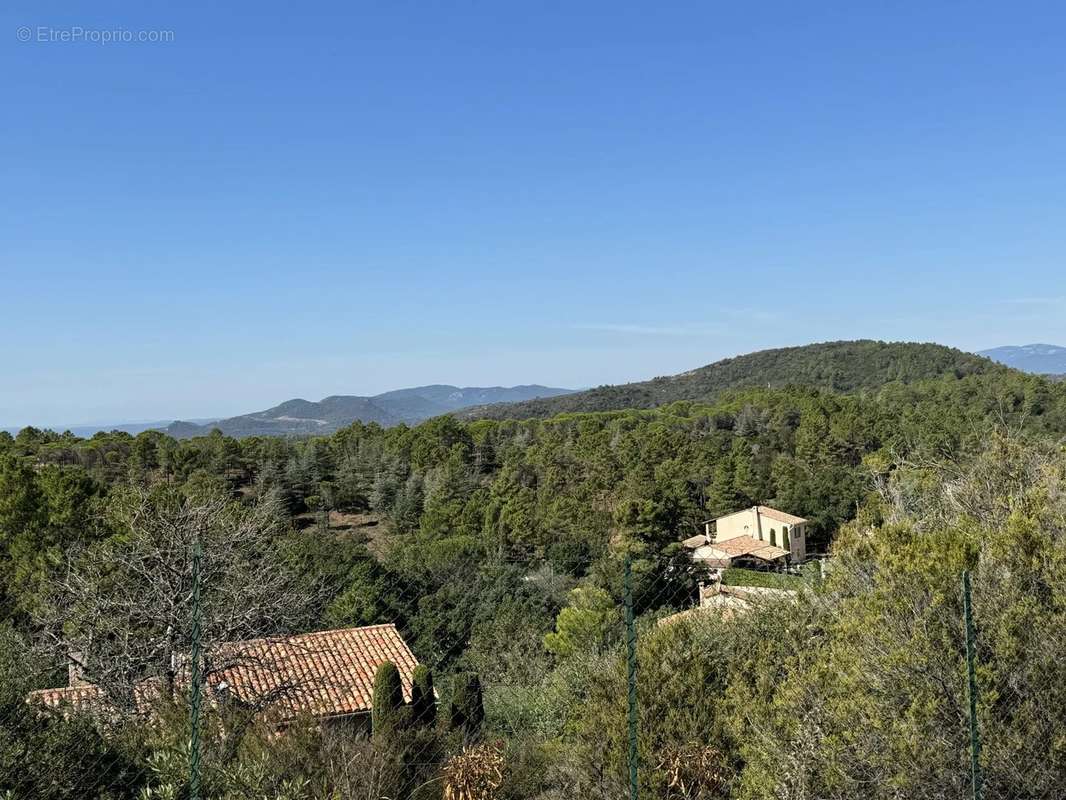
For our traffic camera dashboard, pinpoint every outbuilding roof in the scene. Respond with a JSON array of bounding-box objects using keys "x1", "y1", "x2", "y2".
[
  {"x1": 682, "y1": 533, "x2": 709, "y2": 549},
  {"x1": 703, "y1": 535, "x2": 790, "y2": 562}
]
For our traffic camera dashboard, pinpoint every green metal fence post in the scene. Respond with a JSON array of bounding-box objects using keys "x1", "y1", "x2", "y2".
[
  {"x1": 189, "y1": 540, "x2": 204, "y2": 800},
  {"x1": 962, "y1": 570, "x2": 983, "y2": 800},
  {"x1": 624, "y1": 554, "x2": 638, "y2": 800}
]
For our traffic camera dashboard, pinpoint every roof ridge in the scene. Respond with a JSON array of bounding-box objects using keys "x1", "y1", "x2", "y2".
[
  {"x1": 298, "y1": 623, "x2": 398, "y2": 637},
  {"x1": 755, "y1": 505, "x2": 807, "y2": 523},
  {"x1": 217, "y1": 623, "x2": 401, "y2": 649},
  {"x1": 27, "y1": 623, "x2": 418, "y2": 722}
]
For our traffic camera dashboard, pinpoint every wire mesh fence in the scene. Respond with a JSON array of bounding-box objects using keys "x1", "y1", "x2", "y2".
[
  {"x1": 3, "y1": 435, "x2": 1066, "y2": 800},
  {"x1": 4, "y1": 538, "x2": 1066, "y2": 800}
]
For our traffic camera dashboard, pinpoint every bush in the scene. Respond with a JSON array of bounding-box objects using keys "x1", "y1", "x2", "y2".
[
  {"x1": 0, "y1": 625, "x2": 145, "y2": 799},
  {"x1": 721, "y1": 567, "x2": 802, "y2": 590}
]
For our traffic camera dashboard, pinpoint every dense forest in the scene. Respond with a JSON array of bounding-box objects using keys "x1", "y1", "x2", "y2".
[
  {"x1": 457, "y1": 340, "x2": 1003, "y2": 420},
  {"x1": 2, "y1": 343, "x2": 1066, "y2": 798}
]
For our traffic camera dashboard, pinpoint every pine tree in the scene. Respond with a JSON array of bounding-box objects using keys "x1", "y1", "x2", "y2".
[{"x1": 707, "y1": 456, "x2": 739, "y2": 518}]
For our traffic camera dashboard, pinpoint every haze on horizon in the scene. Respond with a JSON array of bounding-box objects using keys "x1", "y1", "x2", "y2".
[{"x1": 3, "y1": 2, "x2": 1066, "y2": 427}]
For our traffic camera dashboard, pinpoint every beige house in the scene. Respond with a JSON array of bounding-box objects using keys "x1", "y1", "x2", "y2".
[{"x1": 682, "y1": 505, "x2": 808, "y2": 567}]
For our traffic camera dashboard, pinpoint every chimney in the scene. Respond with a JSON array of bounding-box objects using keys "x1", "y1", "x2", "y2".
[
  {"x1": 68, "y1": 650, "x2": 87, "y2": 687},
  {"x1": 705, "y1": 518, "x2": 717, "y2": 544}
]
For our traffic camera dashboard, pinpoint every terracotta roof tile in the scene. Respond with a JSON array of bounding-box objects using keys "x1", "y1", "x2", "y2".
[
  {"x1": 28, "y1": 624, "x2": 419, "y2": 723},
  {"x1": 704, "y1": 506, "x2": 807, "y2": 526},
  {"x1": 711, "y1": 536, "x2": 789, "y2": 561},
  {"x1": 756, "y1": 506, "x2": 807, "y2": 525}
]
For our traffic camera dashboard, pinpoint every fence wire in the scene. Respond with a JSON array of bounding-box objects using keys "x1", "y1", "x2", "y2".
[{"x1": 3, "y1": 480, "x2": 1066, "y2": 799}]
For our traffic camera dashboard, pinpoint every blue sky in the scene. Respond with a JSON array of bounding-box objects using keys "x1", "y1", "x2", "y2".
[{"x1": 3, "y1": 2, "x2": 1066, "y2": 427}]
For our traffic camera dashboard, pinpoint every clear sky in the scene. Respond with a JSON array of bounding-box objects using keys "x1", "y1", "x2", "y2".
[{"x1": 3, "y1": 2, "x2": 1066, "y2": 427}]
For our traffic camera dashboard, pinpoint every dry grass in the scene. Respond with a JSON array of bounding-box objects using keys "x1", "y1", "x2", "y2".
[{"x1": 442, "y1": 743, "x2": 504, "y2": 800}]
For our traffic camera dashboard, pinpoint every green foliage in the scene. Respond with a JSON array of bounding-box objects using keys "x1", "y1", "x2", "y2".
[
  {"x1": 543, "y1": 586, "x2": 619, "y2": 659},
  {"x1": 410, "y1": 664, "x2": 437, "y2": 727},
  {"x1": 459, "y1": 340, "x2": 1002, "y2": 420},
  {"x1": 0, "y1": 624, "x2": 144, "y2": 799},
  {"x1": 727, "y1": 436, "x2": 1066, "y2": 799},
  {"x1": 564, "y1": 614, "x2": 739, "y2": 798},
  {"x1": 5, "y1": 345, "x2": 1066, "y2": 796},
  {"x1": 322, "y1": 556, "x2": 410, "y2": 629},
  {"x1": 371, "y1": 661, "x2": 405, "y2": 736},
  {"x1": 447, "y1": 672, "x2": 485, "y2": 740},
  {"x1": 0, "y1": 456, "x2": 107, "y2": 619},
  {"x1": 721, "y1": 567, "x2": 804, "y2": 590}
]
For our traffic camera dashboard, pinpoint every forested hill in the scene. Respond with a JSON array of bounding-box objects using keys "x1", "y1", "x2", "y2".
[
  {"x1": 457, "y1": 340, "x2": 1002, "y2": 421},
  {"x1": 165, "y1": 384, "x2": 574, "y2": 438},
  {"x1": 4, "y1": 351, "x2": 1066, "y2": 797}
]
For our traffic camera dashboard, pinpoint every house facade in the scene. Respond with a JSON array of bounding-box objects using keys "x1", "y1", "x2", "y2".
[
  {"x1": 708, "y1": 505, "x2": 808, "y2": 562},
  {"x1": 683, "y1": 505, "x2": 808, "y2": 567}
]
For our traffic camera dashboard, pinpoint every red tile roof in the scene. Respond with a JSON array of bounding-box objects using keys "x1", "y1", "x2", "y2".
[
  {"x1": 28, "y1": 682, "x2": 161, "y2": 716},
  {"x1": 682, "y1": 533, "x2": 709, "y2": 549},
  {"x1": 28, "y1": 624, "x2": 419, "y2": 723},
  {"x1": 755, "y1": 506, "x2": 807, "y2": 525},
  {"x1": 709, "y1": 535, "x2": 790, "y2": 561},
  {"x1": 701, "y1": 506, "x2": 807, "y2": 526}
]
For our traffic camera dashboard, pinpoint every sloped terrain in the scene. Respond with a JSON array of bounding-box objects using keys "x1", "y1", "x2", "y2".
[
  {"x1": 457, "y1": 340, "x2": 1002, "y2": 421},
  {"x1": 165, "y1": 384, "x2": 574, "y2": 438}
]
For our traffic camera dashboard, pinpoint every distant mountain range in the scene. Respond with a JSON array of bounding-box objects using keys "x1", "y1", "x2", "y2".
[
  {"x1": 456, "y1": 340, "x2": 1005, "y2": 421},
  {"x1": 977, "y1": 344, "x2": 1066, "y2": 375},
  {"x1": 13, "y1": 341, "x2": 1061, "y2": 439},
  {"x1": 163, "y1": 385, "x2": 574, "y2": 438},
  {"x1": 1, "y1": 419, "x2": 218, "y2": 438}
]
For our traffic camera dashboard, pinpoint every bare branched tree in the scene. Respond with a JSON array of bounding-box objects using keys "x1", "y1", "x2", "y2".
[{"x1": 33, "y1": 486, "x2": 323, "y2": 717}]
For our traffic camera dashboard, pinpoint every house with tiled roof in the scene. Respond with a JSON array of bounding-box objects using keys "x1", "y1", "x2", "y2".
[
  {"x1": 28, "y1": 623, "x2": 420, "y2": 730},
  {"x1": 683, "y1": 505, "x2": 808, "y2": 567}
]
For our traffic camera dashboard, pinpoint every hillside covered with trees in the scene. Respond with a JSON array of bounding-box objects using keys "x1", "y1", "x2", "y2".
[
  {"x1": 458, "y1": 340, "x2": 1003, "y2": 421},
  {"x1": 1, "y1": 343, "x2": 1065, "y2": 798}
]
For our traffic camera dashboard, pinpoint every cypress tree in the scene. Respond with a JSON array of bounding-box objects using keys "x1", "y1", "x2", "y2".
[
  {"x1": 410, "y1": 664, "x2": 436, "y2": 727},
  {"x1": 447, "y1": 672, "x2": 484, "y2": 740},
  {"x1": 371, "y1": 661, "x2": 404, "y2": 736}
]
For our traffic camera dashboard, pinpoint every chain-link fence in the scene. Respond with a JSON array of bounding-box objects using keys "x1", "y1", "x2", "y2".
[
  {"x1": 3, "y1": 432, "x2": 1066, "y2": 800},
  {"x1": 5, "y1": 533, "x2": 1065, "y2": 800}
]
